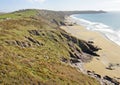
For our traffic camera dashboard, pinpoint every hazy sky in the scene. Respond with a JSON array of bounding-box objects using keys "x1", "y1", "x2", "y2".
[{"x1": 0, "y1": 0, "x2": 120, "y2": 12}]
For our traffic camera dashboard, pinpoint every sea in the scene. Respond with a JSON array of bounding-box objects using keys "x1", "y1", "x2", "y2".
[{"x1": 71, "y1": 12, "x2": 120, "y2": 46}]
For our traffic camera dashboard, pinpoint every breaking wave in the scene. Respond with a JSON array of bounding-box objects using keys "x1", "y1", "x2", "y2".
[{"x1": 71, "y1": 15, "x2": 120, "y2": 46}]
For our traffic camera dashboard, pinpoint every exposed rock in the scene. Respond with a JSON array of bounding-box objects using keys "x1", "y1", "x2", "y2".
[
  {"x1": 5, "y1": 40, "x2": 32, "y2": 48},
  {"x1": 78, "y1": 40, "x2": 100, "y2": 56},
  {"x1": 50, "y1": 35, "x2": 58, "y2": 42},
  {"x1": 88, "y1": 40, "x2": 94, "y2": 44},
  {"x1": 87, "y1": 71, "x2": 101, "y2": 79},
  {"x1": 70, "y1": 59, "x2": 81, "y2": 63},
  {"x1": 51, "y1": 19, "x2": 60, "y2": 26},
  {"x1": 103, "y1": 76, "x2": 120, "y2": 85},
  {"x1": 106, "y1": 63, "x2": 120, "y2": 70},
  {"x1": 61, "y1": 32, "x2": 101, "y2": 56},
  {"x1": 61, "y1": 33, "x2": 71, "y2": 41},
  {"x1": 16, "y1": 40, "x2": 23, "y2": 47},
  {"x1": 5, "y1": 37, "x2": 43, "y2": 48},
  {"x1": 70, "y1": 36, "x2": 78, "y2": 44},
  {"x1": 61, "y1": 57, "x2": 68, "y2": 63},
  {"x1": 68, "y1": 24, "x2": 73, "y2": 26},
  {"x1": 116, "y1": 63, "x2": 120, "y2": 67},
  {"x1": 60, "y1": 21, "x2": 66, "y2": 26},
  {"x1": 87, "y1": 70, "x2": 93, "y2": 75},
  {"x1": 106, "y1": 66, "x2": 115, "y2": 70},
  {"x1": 26, "y1": 37, "x2": 43, "y2": 46},
  {"x1": 86, "y1": 71, "x2": 120, "y2": 85},
  {"x1": 5, "y1": 40, "x2": 16, "y2": 45},
  {"x1": 28, "y1": 30, "x2": 40, "y2": 36},
  {"x1": 94, "y1": 73, "x2": 101, "y2": 79},
  {"x1": 85, "y1": 42, "x2": 101, "y2": 51},
  {"x1": 68, "y1": 42, "x2": 92, "y2": 62},
  {"x1": 70, "y1": 59, "x2": 86, "y2": 74}
]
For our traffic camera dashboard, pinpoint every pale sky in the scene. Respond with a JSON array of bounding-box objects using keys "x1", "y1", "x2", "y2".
[{"x1": 0, "y1": 0, "x2": 120, "y2": 12}]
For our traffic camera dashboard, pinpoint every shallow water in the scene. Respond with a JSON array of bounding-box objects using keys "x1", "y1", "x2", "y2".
[{"x1": 71, "y1": 12, "x2": 120, "y2": 46}]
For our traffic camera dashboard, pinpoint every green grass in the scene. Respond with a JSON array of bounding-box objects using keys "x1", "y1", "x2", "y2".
[
  {"x1": 0, "y1": 9, "x2": 37, "y2": 20},
  {"x1": 0, "y1": 9, "x2": 100, "y2": 85}
]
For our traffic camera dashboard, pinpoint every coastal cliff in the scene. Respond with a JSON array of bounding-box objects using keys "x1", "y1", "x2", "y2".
[{"x1": 0, "y1": 9, "x2": 118, "y2": 85}]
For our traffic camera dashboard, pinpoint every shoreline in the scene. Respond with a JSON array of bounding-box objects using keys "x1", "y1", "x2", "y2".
[
  {"x1": 70, "y1": 14, "x2": 120, "y2": 47},
  {"x1": 61, "y1": 16, "x2": 120, "y2": 81}
]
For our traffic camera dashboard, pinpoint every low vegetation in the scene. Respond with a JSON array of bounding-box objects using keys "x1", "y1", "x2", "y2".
[{"x1": 0, "y1": 9, "x2": 100, "y2": 85}]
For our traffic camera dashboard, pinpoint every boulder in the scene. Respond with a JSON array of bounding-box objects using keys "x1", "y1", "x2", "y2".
[
  {"x1": 103, "y1": 76, "x2": 120, "y2": 85},
  {"x1": 106, "y1": 63, "x2": 115, "y2": 70},
  {"x1": 94, "y1": 73, "x2": 101, "y2": 79},
  {"x1": 88, "y1": 40, "x2": 94, "y2": 44}
]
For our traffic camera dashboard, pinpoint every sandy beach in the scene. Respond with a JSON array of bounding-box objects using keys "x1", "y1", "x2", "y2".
[{"x1": 61, "y1": 18, "x2": 120, "y2": 80}]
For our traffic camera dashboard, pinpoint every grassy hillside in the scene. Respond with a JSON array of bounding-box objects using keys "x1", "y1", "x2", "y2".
[
  {"x1": 0, "y1": 9, "x2": 100, "y2": 85},
  {"x1": 0, "y1": 9, "x2": 37, "y2": 19}
]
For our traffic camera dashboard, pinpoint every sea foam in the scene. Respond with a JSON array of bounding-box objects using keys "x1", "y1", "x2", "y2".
[{"x1": 70, "y1": 15, "x2": 120, "y2": 46}]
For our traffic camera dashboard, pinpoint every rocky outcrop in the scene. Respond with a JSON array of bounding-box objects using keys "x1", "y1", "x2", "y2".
[
  {"x1": 51, "y1": 19, "x2": 66, "y2": 26},
  {"x1": 87, "y1": 71, "x2": 101, "y2": 79},
  {"x1": 51, "y1": 19, "x2": 60, "y2": 26},
  {"x1": 78, "y1": 40, "x2": 100, "y2": 56},
  {"x1": 103, "y1": 76, "x2": 120, "y2": 85},
  {"x1": 5, "y1": 40, "x2": 32, "y2": 48},
  {"x1": 5, "y1": 36, "x2": 43, "y2": 48},
  {"x1": 106, "y1": 63, "x2": 120, "y2": 70},
  {"x1": 88, "y1": 40, "x2": 94, "y2": 44},
  {"x1": 70, "y1": 58, "x2": 81, "y2": 63},
  {"x1": 61, "y1": 32, "x2": 101, "y2": 56},
  {"x1": 61, "y1": 57, "x2": 68, "y2": 63},
  {"x1": 68, "y1": 42, "x2": 92, "y2": 62},
  {"x1": 28, "y1": 30, "x2": 40, "y2": 36},
  {"x1": 60, "y1": 32, "x2": 120, "y2": 85},
  {"x1": 87, "y1": 71, "x2": 120, "y2": 85},
  {"x1": 26, "y1": 37, "x2": 43, "y2": 46},
  {"x1": 106, "y1": 64, "x2": 115, "y2": 70},
  {"x1": 59, "y1": 21, "x2": 66, "y2": 26},
  {"x1": 28, "y1": 30, "x2": 46, "y2": 36}
]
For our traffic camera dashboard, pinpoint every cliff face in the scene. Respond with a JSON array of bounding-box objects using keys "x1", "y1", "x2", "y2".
[{"x1": 0, "y1": 9, "x2": 101, "y2": 85}]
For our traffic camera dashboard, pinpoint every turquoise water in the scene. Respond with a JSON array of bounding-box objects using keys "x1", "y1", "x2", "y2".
[
  {"x1": 73, "y1": 12, "x2": 120, "y2": 30},
  {"x1": 71, "y1": 12, "x2": 120, "y2": 46}
]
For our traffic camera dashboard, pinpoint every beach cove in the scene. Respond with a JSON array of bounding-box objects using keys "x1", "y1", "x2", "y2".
[{"x1": 61, "y1": 17, "x2": 120, "y2": 81}]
